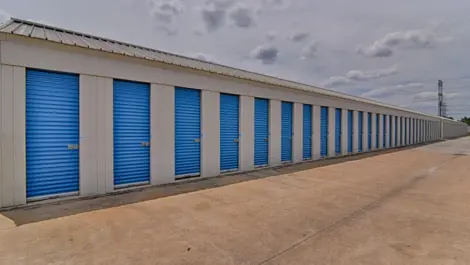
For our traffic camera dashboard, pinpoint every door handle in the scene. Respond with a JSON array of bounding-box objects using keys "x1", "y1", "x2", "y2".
[
  {"x1": 194, "y1": 138, "x2": 201, "y2": 143},
  {"x1": 264, "y1": 138, "x2": 269, "y2": 142},
  {"x1": 67, "y1": 144, "x2": 79, "y2": 150},
  {"x1": 141, "y1": 142, "x2": 150, "y2": 147},
  {"x1": 234, "y1": 139, "x2": 239, "y2": 143}
]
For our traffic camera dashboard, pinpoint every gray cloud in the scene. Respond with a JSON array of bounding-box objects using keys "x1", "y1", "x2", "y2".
[
  {"x1": 266, "y1": 30, "x2": 277, "y2": 41},
  {"x1": 362, "y1": 83, "x2": 423, "y2": 98},
  {"x1": 201, "y1": 6, "x2": 226, "y2": 31},
  {"x1": 300, "y1": 41, "x2": 317, "y2": 59},
  {"x1": 413, "y1": 91, "x2": 459, "y2": 102},
  {"x1": 228, "y1": 4, "x2": 256, "y2": 28},
  {"x1": 357, "y1": 29, "x2": 447, "y2": 58},
  {"x1": 291, "y1": 31, "x2": 309, "y2": 42},
  {"x1": 346, "y1": 65, "x2": 399, "y2": 81},
  {"x1": 148, "y1": 0, "x2": 184, "y2": 24},
  {"x1": 323, "y1": 65, "x2": 399, "y2": 87},
  {"x1": 250, "y1": 44, "x2": 279, "y2": 64}
]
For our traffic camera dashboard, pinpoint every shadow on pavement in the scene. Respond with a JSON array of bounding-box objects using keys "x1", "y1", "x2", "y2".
[{"x1": 1, "y1": 144, "x2": 427, "y2": 226}]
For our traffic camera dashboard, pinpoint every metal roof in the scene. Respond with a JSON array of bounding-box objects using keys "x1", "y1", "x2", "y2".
[{"x1": 0, "y1": 18, "x2": 449, "y2": 118}]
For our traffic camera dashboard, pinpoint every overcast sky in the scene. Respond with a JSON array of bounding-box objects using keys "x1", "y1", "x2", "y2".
[{"x1": 1, "y1": 0, "x2": 469, "y2": 118}]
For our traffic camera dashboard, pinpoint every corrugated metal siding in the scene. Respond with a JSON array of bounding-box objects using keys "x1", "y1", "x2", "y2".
[
  {"x1": 367, "y1": 112, "x2": 372, "y2": 150},
  {"x1": 220, "y1": 93, "x2": 239, "y2": 172},
  {"x1": 376, "y1": 115, "x2": 380, "y2": 148},
  {"x1": 358, "y1": 111, "x2": 363, "y2": 152},
  {"x1": 175, "y1": 87, "x2": 201, "y2": 177},
  {"x1": 335, "y1": 108, "x2": 342, "y2": 154},
  {"x1": 320, "y1": 107, "x2": 329, "y2": 157},
  {"x1": 348, "y1": 110, "x2": 353, "y2": 153},
  {"x1": 281, "y1": 102, "x2": 293, "y2": 162},
  {"x1": 302, "y1": 104, "x2": 312, "y2": 160},
  {"x1": 113, "y1": 80, "x2": 150, "y2": 187},
  {"x1": 254, "y1": 98, "x2": 269, "y2": 167},
  {"x1": 26, "y1": 69, "x2": 79, "y2": 199}
]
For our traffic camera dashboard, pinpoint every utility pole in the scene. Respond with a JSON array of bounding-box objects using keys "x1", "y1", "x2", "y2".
[{"x1": 438, "y1": 80, "x2": 443, "y2": 117}]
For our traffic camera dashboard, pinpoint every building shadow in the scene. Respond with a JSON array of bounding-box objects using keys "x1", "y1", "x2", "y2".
[{"x1": 1, "y1": 144, "x2": 429, "y2": 226}]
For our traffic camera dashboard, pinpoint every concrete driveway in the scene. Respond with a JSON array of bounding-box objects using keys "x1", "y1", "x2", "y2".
[{"x1": 1, "y1": 138, "x2": 470, "y2": 265}]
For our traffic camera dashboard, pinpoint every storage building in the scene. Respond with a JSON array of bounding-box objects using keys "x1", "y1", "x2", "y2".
[{"x1": 0, "y1": 18, "x2": 467, "y2": 208}]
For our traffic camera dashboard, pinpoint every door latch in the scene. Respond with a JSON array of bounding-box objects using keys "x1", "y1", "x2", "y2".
[
  {"x1": 67, "y1": 144, "x2": 79, "y2": 150},
  {"x1": 141, "y1": 142, "x2": 150, "y2": 147},
  {"x1": 234, "y1": 139, "x2": 239, "y2": 143},
  {"x1": 194, "y1": 138, "x2": 201, "y2": 143}
]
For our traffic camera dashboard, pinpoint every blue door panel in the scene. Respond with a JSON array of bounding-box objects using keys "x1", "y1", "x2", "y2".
[
  {"x1": 335, "y1": 108, "x2": 342, "y2": 154},
  {"x1": 376, "y1": 115, "x2": 380, "y2": 148},
  {"x1": 303, "y1": 104, "x2": 312, "y2": 160},
  {"x1": 348, "y1": 110, "x2": 353, "y2": 153},
  {"x1": 175, "y1": 87, "x2": 201, "y2": 176},
  {"x1": 26, "y1": 69, "x2": 80, "y2": 198},
  {"x1": 367, "y1": 113, "x2": 372, "y2": 150},
  {"x1": 281, "y1": 102, "x2": 293, "y2": 162},
  {"x1": 389, "y1": 116, "x2": 392, "y2": 146},
  {"x1": 358, "y1": 112, "x2": 364, "y2": 152},
  {"x1": 320, "y1": 107, "x2": 329, "y2": 157},
  {"x1": 113, "y1": 80, "x2": 150, "y2": 186},
  {"x1": 382, "y1": 115, "x2": 386, "y2": 148},
  {"x1": 220, "y1": 94, "x2": 239, "y2": 171},
  {"x1": 255, "y1": 98, "x2": 269, "y2": 166}
]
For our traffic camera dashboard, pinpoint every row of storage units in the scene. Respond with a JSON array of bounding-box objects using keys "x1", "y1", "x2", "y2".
[
  {"x1": 19, "y1": 68, "x2": 444, "y2": 201},
  {"x1": 0, "y1": 18, "x2": 468, "y2": 208}
]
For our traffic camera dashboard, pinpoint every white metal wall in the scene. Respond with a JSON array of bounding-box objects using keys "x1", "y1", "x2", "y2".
[{"x1": 0, "y1": 37, "x2": 468, "y2": 207}]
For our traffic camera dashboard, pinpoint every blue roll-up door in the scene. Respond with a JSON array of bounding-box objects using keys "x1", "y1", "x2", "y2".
[
  {"x1": 254, "y1": 98, "x2": 269, "y2": 167},
  {"x1": 376, "y1": 114, "x2": 380, "y2": 148},
  {"x1": 281, "y1": 102, "x2": 293, "y2": 162},
  {"x1": 412, "y1": 119, "x2": 415, "y2": 144},
  {"x1": 320, "y1": 106, "x2": 329, "y2": 157},
  {"x1": 395, "y1": 116, "x2": 398, "y2": 146},
  {"x1": 389, "y1": 116, "x2": 392, "y2": 147},
  {"x1": 367, "y1": 112, "x2": 372, "y2": 150},
  {"x1": 400, "y1": 117, "x2": 404, "y2": 145},
  {"x1": 382, "y1": 115, "x2": 386, "y2": 148},
  {"x1": 175, "y1": 87, "x2": 201, "y2": 177},
  {"x1": 303, "y1": 104, "x2": 312, "y2": 160},
  {"x1": 358, "y1": 111, "x2": 363, "y2": 152},
  {"x1": 348, "y1": 110, "x2": 353, "y2": 153},
  {"x1": 404, "y1": 118, "x2": 408, "y2": 145},
  {"x1": 113, "y1": 80, "x2": 150, "y2": 187},
  {"x1": 335, "y1": 108, "x2": 342, "y2": 155},
  {"x1": 26, "y1": 69, "x2": 79, "y2": 199},
  {"x1": 220, "y1": 93, "x2": 239, "y2": 172}
]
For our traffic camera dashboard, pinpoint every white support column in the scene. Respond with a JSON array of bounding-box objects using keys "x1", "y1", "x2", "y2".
[
  {"x1": 269, "y1": 100, "x2": 281, "y2": 166},
  {"x1": 391, "y1": 116, "x2": 396, "y2": 147},
  {"x1": 240, "y1": 96, "x2": 254, "y2": 172},
  {"x1": 328, "y1": 107, "x2": 336, "y2": 157},
  {"x1": 341, "y1": 109, "x2": 348, "y2": 155},
  {"x1": 293, "y1": 103, "x2": 303, "y2": 163},
  {"x1": 353, "y1": 111, "x2": 359, "y2": 153},
  {"x1": 312, "y1": 105, "x2": 321, "y2": 160},
  {"x1": 385, "y1": 115, "x2": 390, "y2": 148},
  {"x1": 80, "y1": 75, "x2": 114, "y2": 196},
  {"x1": 414, "y1": 119, "x2": 418, "y2": 144},
  {"x1": 362, "y1": 112, "x2": 368, "y2": 151},
  {"x1": 0, "y1": 65, "x2": 26, "y2": 207},
  {"x1": 378, "y1": 114, "x2": 384, "y2": 149},
  {"x1": 201, "y1": 90, "x2": 220, "y2": 178},
  {"x1": 151, "y1": 84, "x2": 175, "y2": 185},
  {"x1": 371, "y1": 113, "x2": 377, "y2": 150}
]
